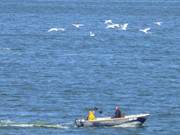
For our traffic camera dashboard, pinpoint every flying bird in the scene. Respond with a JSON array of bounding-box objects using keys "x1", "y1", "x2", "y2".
[
  {"x1": 106, "y1": 23, "x2": 120, "y2": 29},
  {"x1": 154, "y1": 21, "x2": 162, "y2": 26},
  {"x1": 104, "y1": 20, "x2": 113, "y2": 24},
  {"x1": 48, "y1": 27, "x2": 65, "y2": 32},
  {"x1": 72, "y1": 23, "x2": 84, "y2": 28},
  {"x1": 120, "y1": 23, "x2": 128, "y2": 30},
  {"x1": 139, "y1": 28, "x2": 151, "y2": 34},
  {"x1": 89, "y1": 31, "x2": 95, "y2": 37}
]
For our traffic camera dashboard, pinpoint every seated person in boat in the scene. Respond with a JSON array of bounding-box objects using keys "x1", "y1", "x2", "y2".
[
  {"x1": 87, "y1": 111, "x2": 96, "y2": 121},
  {"x1": 113, "y1": 106, "x2": 122, "y2": 118}
]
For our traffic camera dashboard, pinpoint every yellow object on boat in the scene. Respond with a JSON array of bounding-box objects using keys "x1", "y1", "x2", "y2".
[{"x1": 88, "y1": 111, "x2": 96, "y2": 121}]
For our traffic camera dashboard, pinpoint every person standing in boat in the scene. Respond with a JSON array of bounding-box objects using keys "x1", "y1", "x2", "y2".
[
  {"x1": 87, "y1": 110, "x2": 96, "y2": 121},
  {"x1": 114, "y1": 106, "x2": 122, "y2": 118}
]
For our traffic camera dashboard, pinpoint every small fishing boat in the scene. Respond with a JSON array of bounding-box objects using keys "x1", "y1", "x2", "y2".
[{"x1": 75, "y1": 113, "x2": 150, "y2": 127}]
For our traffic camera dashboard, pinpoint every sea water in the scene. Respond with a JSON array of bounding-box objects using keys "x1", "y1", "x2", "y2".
[{"x1": 0, "y1": 0, "x2": 180, "y2": 134}]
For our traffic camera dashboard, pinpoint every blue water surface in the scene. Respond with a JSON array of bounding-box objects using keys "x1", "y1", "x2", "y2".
[{"x1": 0, "y1": 0, "x2": 180, "y2": 134}]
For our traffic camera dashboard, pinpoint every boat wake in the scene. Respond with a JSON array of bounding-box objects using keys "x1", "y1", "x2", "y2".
[
  {"x1": 0, "y1": 48, "x2": 11, "y2": 51},
  {"x1": 0, "y1": 120, "x2": 69, "y2": 129}
]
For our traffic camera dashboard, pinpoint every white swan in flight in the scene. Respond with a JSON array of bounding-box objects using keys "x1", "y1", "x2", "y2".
[
  {"x1": 120, "y1": 23, "x2": 128, "y2": 30},
  {"x1": 104, "y1": 20, "x2": 113, "y2": 24},
  {"x1": 106, "y1": 23, "x2": 120, "y2": 29},
  {"x1": 89, "y1": 31, "x2": 95, "y2": 37},
  {"x1": 139, "y1": 27, "x2": 151, "y2": 34},
  {"x1": 72, "y1": 23, "x2": 84, "y2": 28},
  {"x1": 154, "y1": 21, "x2": 162, "y2": 26},
  {"x1": 48, "y1": 27, "x2": 65, "y2": 32}
]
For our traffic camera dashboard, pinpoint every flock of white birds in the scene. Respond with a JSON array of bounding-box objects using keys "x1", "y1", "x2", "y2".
[{"x1": 47, "y1": 19, "x2": 162, "y2": 36}]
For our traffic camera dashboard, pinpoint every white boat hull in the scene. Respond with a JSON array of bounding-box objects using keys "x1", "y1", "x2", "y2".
[{"x1": 75, "y1": 114, "x2": 150, "y2": 127}]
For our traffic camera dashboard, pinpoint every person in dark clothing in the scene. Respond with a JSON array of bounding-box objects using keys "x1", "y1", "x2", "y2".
[{"x1": 114, "y1": 106, "x2": 122, "y2": 118}]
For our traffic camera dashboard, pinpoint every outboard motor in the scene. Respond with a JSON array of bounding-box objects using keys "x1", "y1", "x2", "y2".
[{"x1": 75, "y1": 119, "x2": 84, "y2": 127}]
